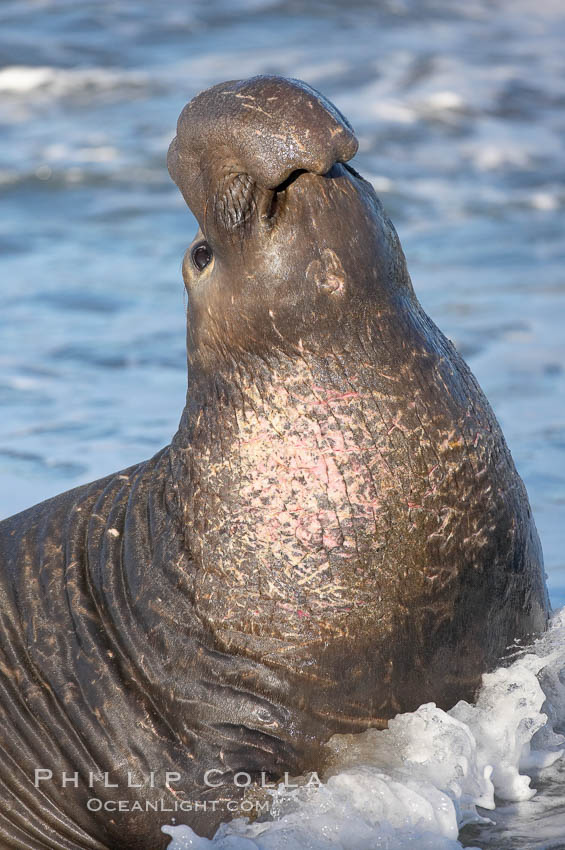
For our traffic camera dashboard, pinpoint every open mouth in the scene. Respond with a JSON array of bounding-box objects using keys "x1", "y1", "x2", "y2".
[
  {"x1": 261, "y1": 168, "x2": 307, "y2": 226},
  {"x1": 214, "y1": 164, "x2": 356, "y2": 237}
]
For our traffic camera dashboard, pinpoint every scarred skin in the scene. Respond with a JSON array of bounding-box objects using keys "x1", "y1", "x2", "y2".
[{"x1": 0, "y1": 76, "x2": 550, "y2": 849}]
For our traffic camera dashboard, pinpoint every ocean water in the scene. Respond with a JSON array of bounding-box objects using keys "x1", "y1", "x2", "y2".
[{"x1": 1, "y1": 0, "x2": 564, "y2": 847}]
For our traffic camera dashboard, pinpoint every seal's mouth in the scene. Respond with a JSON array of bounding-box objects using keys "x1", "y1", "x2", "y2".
[
  {"x1": 260, "y1": 168, "x2": 307, "y2": 226},
  {"x1": 258, "y1": 162, "x2": 362, "y2": 232}
]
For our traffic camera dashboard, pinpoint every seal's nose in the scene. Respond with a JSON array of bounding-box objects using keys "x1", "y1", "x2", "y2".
[{"x1": 167, "y1": 75, "x2": 358, "y2": 230}]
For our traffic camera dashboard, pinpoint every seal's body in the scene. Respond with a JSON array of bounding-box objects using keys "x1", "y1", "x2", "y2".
[{"x1": 0, "y1": 76, "x2": 549, "y2": 848}]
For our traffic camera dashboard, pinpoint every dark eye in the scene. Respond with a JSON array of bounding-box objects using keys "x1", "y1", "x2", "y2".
[{"x1": 191, "y1": 242, "x2": 212, "y2": 271}]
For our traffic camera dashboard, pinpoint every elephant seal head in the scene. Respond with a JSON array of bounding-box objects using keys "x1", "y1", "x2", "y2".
[{"x1": 167, "y1": 75, "x2": 414, "y2": 380}]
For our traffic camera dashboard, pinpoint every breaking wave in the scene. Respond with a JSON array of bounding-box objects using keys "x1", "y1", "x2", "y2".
[{"x1": 163, "y1": 610, "x2": 565, "y2": 849}]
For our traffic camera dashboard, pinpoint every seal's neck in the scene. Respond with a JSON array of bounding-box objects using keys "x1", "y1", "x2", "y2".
[
  {"x1": 169, "y1": 342, "x2": 411, "y2": 657},
  {"x1": 164, "y1": 310, "x2": 499, "y2": 728}
]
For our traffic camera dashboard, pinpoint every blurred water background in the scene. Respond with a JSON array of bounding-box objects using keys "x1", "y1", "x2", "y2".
[{"x1": 1, "y1": 3, "x2": 564, "y2": 846}]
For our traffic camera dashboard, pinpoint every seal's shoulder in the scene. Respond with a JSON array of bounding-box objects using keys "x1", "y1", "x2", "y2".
[
  {"x1": 0, "y1": 460, "x2": 156, "y2": 585},
  {"x1": 0, "y1": 464, "x2": 136, "y2": 536}
]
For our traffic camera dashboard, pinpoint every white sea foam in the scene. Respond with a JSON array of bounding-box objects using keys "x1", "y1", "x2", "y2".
[
  {"x1": 163, "y1": 610, "x2": 565, "y2": 850},
  {"x1": 531, "y1": 192, "x2": 559, "y2": 211},
  {"x1": 0, "y1": 65, "x2": 149, "y2": 98},
  {"x1": 0, "y1": 66, "x2": 55, "y2": 93},
  {"x1": 422, "y1": 91, "x2": 465, "y2": 111}
]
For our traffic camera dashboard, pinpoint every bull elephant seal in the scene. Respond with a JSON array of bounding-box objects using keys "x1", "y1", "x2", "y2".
[{"x1": 0, "y1": 76, "x2": 549, "y2": 848}]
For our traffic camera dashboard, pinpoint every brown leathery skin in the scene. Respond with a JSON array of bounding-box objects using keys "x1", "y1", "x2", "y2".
[{"x1": 0, "y1": 75, "x2": 550, "y2": 847}]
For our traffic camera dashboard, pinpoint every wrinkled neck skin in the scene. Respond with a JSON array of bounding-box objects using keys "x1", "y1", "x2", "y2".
[{"x1": 167, "y1": 285, "x2": 537, "y2": 730}]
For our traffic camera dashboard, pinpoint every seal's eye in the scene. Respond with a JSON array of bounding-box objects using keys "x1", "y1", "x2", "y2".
[{"x1": 191, "y1": 242, "x2": 212, "y2": 271}]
